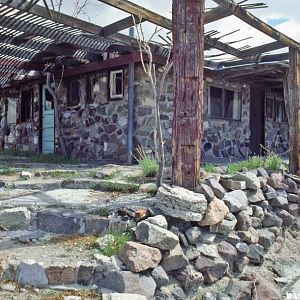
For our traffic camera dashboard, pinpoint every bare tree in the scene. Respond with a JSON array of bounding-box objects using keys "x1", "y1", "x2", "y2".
[{"x1": 133, "y1": 16, "x2": 173, "y2": 187}]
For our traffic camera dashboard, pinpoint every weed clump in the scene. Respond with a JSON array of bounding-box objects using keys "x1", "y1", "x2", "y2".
[{"x1": 135, "y1": 146, "x2": 158, "y2": 177}]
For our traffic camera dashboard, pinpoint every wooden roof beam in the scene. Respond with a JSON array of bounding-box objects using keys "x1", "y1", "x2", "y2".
[
  {"x1": 100, "y1": 16, "x2": 145, "y2": 37},
  {"x1": 212, "y1": 0, "x2": 300, "y2": 51},
  {"x1": 97, "y1": 0, "x2": 243, "y2": 58},
  {"x1": 239, "y1": 41, "x2": 287, "y2": 58}
]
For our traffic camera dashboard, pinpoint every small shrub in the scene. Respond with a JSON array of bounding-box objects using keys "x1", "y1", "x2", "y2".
[
  {"x1": 101, "y1": 231, "x2": 131, "y2": 257},
  {"x1": 263, "y1": 152, "x2": 283, "y2": 172},
  {"x1": 202, "y1": 163, "x2": 216, "y2": 173},
  {"x1": 135, "y1": 146, "x2": 159, "y2": 177},
  {"x1": 0, "y1": 167, "x2": 18, "y2": 176}
]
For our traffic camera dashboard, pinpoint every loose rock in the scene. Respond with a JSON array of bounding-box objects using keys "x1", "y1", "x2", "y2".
[
  {"x1": 200, "y1": 198, "x2": 229, "y2": 226},
  {"x1": 222, "y1": 190, "x2": 248, "y2": 213}
]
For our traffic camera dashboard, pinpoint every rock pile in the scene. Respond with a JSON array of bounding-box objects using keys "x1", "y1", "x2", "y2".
[{"x1": 1, "y1": 168, "x2": 299, "y2": 300}]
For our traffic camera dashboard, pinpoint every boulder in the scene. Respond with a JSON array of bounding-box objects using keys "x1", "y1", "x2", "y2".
[
  {"x1": 98, "y1": 271, "x2": 156, "y2": 298},
  {"x1": 119, "y1": 242, "x2": 162, "y2": 272},
  {"x1": 0, "y1": 207, "x2": 31, "y2": 230},
  {"x1": 85, "y1": 216, "x2": 110, "y2": 235},
  {"x1": 175, "y1": 265, "x2": 203, "y2": 294},
  {"x1": 135, "y1": 221, "x2": 178, "y2": 250},
  {"x1": 155, "y1": 284, "x2": 186, "y2": 300},
  {"x1": 200, "y1": 198, "x2": 229, "y2": 226},
  {"x1": 151, "y1": 266, "x2": 169, "y2": 288},
  {"x1": 250, "y1": 217, "x2": 262, "y2": 229},
  {"x1": 262, "y1": 212, "x2": 283, "y2": 227},
  {"x1": 270, "y1": 172, "x2": 284, "y2": 182},
  {"x1": 257, "y1": 167, "x2": 269, "y2": 178},
  {"x1": 257, "y1": 229, "x2": 275, "y2": 249},
  {"x1": 225, "y1": 278, "x2": 253, "y2": 300},
  {"x1": 289, "y1": 203, "x2": 299, "y2": 216},
  {"x1": 36, "y1": 209, "x2": 84, "y2": 234},
  {"x1": 222, "y1": 190, "x2": 248, "y2": 213},
  {"x1": 157, "y1": 184, "x2": 207, "y2": 221},
  {"x1": 102, "y1": 292, "x2": 146, "y2": 300},
  {"x1": 247, "y1": 244, "x2": 264, "y2": 265},
  {"x1": 161, "y1": 244, "x2": 189, "y2": 272},
  {"x1": 195, "y1": 183, "x2": 215, "y2": 201},
  {"x1": 77, "y1": 261, "x2": 96, "y2": 286},
  {"x1": 255, "y1": 277, "x2": 281, "y2": 300},
  {"x1": 252, "y1": 205, "x2": 264, "y2": 218},
  {"x1": 196, "y1": 242, "x2": 219, "y2": 259},
  {"x1": 217, "y1": 241, "x2": 238, "y2": 271},
  {"x1": 232, "y1": 172, "x2": 260, "y2": 190},
  {"x1": 185, "y1": 246, "x2": 201, "y2": 261},
  {"x1": 234, "y1": 256, "x2": 249, "y2": 274},
  {"x1": 184, "y1": 226, "x2": 202, "y2": 245},
  {"x1": 269, "y1": 197, "x2": 288, "y2": 209},
  {"x1": 17, "y1": 260, "x2": 48, "y2": 287},
  {"x1": 219, "y1": 179, "x2": 246, "y2": 190},
  {"x1": 246, "y1": 189, "x2": 265, "y2": 203},
  {"x1": 236, "y1": 211, "x2": 252, "y2": 231},
  {"x1": 276, "y1": 209, "x2": 296, "y2": 226},
  {"x1": 205, "y1": 178, "x2": 226, "y2": 199},
  {"x1": 145, "y1": 215, "x2": 168, "y2": 229},
  {"x1": 199, "y1": 231, "x2": 216, "y2": 244},
  {"x1": 267, "y1": 178, "x2": 288, "y2": 190},
  {"x1": 195, "y1": 255, "x2": 228, "y2": 284},
  {"x1": 46, "y1": 265, "x2": 76, "y2": 285},
  {"x1": 237, "y1": 227, "x2": 259, "y2": 244},
  {"x1": 288, "y1": 193, "x2": 300, "y2": 204},
  {"x1": 235, "y1": 242, "x2": 249, "y2": 256},
  {"x1": 210, "y1": 213, "x2": 237, "y2": 235}
]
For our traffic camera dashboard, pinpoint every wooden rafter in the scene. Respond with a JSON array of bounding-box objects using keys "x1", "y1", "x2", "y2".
[
  {"x1": 212, "y1": 0, "x2": 300, "y2": 51},
  {"x1": 97, "y1": 0, "x2": 243, "y2": 58},
  {"x1": 100, "y1": 16, "x2": 145, "y2": 37},
  {"x1": 239, "y1": 41, "x2": 286, "y2": 58}
]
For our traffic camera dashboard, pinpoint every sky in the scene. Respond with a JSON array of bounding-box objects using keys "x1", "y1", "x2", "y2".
[{"x1": 56, "y1": 0, "x2": 300, "y2": 61}]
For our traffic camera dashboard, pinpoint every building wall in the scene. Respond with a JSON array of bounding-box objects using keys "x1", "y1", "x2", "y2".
[
  {"x1": 0, "y1": 83, "x2": 40, "y2": 152},
  {"x1": 0, "y1": 63, "x2": 286, "y2": 162},
  {"x1": 264, "y1": 88, "x2": 288, "y2": 154}
]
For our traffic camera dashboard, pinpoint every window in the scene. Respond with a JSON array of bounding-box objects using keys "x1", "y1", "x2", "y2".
[
  {"x1": 20, "y1": 89, "x2": 33, "y2": 122},
  {"x1": 7, "y1": 98, "x2": 16, "y2": 124},
  {"x1": 266, "y1": 96, "x2": 286, "y2": 122},
  {"x1": 45, "y1": 89, "x2": 54, "y2": 111},
  {"x1": 208, "y1": 86, "x2": 241, "y2": 120},
  {"x1": 86, "y1": 76, "x2": 93, "y2": 104},
  {"x1": 109, "y1": 70, "x2": 123, "y2": 99},
  {"x1": 68, "y1": 80, "x2": 80, "y2": 106}
]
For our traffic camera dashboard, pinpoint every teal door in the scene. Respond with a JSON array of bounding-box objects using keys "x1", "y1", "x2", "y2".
[{"x1": 42, "y1": 85, "x2": 55, "y2": 153}]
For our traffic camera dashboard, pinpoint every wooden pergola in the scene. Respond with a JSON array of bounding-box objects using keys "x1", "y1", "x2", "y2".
[{"x1": 0, "y1": 0, "x2": 299, "y2": 183}]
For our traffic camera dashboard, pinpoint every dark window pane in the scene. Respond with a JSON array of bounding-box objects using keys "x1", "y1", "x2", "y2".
[
  {"x1": 210, "y1": 86, "x2": 222, "y2": 118},
  {"x1": 20, "y1": 89, "x2": 33, "y2": 122},
  {"x1": 115, "y1": 73, "x2": 123, "y2": 95},
  {"x1": 68, "y1": 80, "x2": 80, "y2": 106},
  {"x1": 224, "y1": 89, "x2": 234, "y2": 119},
  {"x1": 275, "y1": 100, "x2": 284, "y2": 122}
]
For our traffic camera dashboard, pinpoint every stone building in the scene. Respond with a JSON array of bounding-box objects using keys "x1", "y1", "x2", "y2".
[{"x1": 0, "y1": 1, "x2": 291, "y2": 163}]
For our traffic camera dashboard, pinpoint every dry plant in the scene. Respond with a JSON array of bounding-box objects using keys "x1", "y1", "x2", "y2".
[{"x1": 133, "y1": 15, "x2": 173, "y2": 187}]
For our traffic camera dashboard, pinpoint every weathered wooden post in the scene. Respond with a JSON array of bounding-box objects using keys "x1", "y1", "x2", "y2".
[
  {"x1": 172, "y1": 0, "x2": 205, "y2": 189},
  {"x1": 287, "y1": 47, "x2": 300, "y2": 175}
]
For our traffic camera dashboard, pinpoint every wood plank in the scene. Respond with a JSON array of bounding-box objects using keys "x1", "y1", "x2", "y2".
[
  {"x1": 205, "y1": 6, "x2": 232, "y2": 23},
  {"x1": 213, "y1": 0, "x2": 300, "y2": 51},
  {"x1": 287, "y1": 47, "x2": 300, "y2": 174},
  {"x1": 239, "y1": 41, "x2": 286, "y2": 58},
  {"x1": 172, "y1": 0, "x2": 204, "y2": 189},
  {"x1": 100, "y1": 16, "x2": 145, "y2": 37},
  {"x1": 98, "y1": 0, "x2": 243, "y2": 58}
]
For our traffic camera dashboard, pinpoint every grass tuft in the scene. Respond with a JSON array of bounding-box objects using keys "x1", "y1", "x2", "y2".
[
  {"x1": 202, "y1": 163, "x2": 217, "y2": 173},
  {"x1": 101, "y1": 230, "x2": 131, "y2": 257},
  {"x1": 135, "y1": 146, "x2": 158, "y2": 177}
]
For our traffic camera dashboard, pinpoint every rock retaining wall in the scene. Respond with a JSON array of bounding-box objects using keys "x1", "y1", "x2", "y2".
[{"x1": 1, "y1": 167, "x2": 299, "y2": 299}]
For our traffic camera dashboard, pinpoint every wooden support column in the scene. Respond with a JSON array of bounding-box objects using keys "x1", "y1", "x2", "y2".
[
  {"x1": 287, "y1": 47, "x2": 300, "y2": 175},
  {"x1": 172, "y1": 0, "x2": 204, "y2": 189}
]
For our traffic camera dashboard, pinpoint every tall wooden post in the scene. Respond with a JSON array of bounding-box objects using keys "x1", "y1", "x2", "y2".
[
  {"x1": 288, "y1": 47, "x2": 300, "y2": 175},
  {"x1": 172, "y1": 0, "x2": 205, "y2": 189}
]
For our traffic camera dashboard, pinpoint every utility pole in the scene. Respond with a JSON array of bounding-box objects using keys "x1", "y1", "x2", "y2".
[{"x1": 172, "y1": 0, "x2": 205, "y2": 189}]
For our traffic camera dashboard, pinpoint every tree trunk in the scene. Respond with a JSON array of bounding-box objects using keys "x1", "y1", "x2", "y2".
[
  {"x1": 287, "y1": 47, "x2": 300, "y2": 175},
  {"x1": 171, "y1": 0, "x2": 205, "y2": 189},
  {"x1": 46, "y1": 73, "x2": 68, "y2": 157}
]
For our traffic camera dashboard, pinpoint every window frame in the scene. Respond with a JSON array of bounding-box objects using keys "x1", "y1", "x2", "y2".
[
  {"x1": 208, "y1": 85, "x2": 241, "y2": 121},
  {"x1": 265, "y1": 95, "x2": 287, "y2": 123},
  {"x1": 109, "y1": 69, "x2": 124, "y2": 100}
]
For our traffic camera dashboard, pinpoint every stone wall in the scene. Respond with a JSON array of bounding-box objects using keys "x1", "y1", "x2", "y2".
[
  {"x1": 0, "y1": 83, "x2": 40, "y2": 152},
  {"x1": 264, "y1": 89, "x2": 288, "y2": 154},
  {"x1": 57, "y1": 70, "x2": 129, "y2": 161}
]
